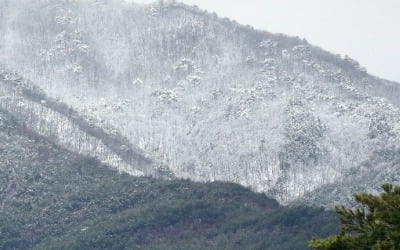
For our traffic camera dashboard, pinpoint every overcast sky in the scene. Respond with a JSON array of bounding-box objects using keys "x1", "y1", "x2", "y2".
[{"x1": 129, "y1": 0, "x2": 400, "y2": 82}]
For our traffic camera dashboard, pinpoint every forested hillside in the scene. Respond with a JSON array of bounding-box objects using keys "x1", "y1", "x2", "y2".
[
  {"x1": 0, "y1": 67, "x2": 172, "y2": 177},
  {"x1": 0, "y1": 109, "x2": 337, "y2": 249},
  {"x1": 0, "y1": 0, "x2": 399, "y2": 206}
]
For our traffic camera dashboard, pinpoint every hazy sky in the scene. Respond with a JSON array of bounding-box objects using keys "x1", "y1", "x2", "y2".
[{"x1": 130, "y1": 0, "x2": 400, "y2": 82}]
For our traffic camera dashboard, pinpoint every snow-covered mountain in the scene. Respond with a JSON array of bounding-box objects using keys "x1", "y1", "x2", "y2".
[
  {"x1": 0, "y1": 68, "x2": 173, "y2": 178},
  {"x1": 0, "y1": 103, "x2": 337, "y2": 249},
  {"x1": 1, "y1": 0, "x2": 399, "y2": 206}
]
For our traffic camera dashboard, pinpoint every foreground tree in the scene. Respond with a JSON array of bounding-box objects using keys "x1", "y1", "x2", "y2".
[{"x1": 310, "y1": 184, "x2": 400, "y2": 249}]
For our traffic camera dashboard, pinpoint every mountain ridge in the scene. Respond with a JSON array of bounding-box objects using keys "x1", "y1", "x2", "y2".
[
  {"x1": 0, "y1": 67, "x2": 172, "y2": 178},
  {"x1": 0, "y1": 106, "x2": 337, "y2": 249},
  {"x1": 0, "y1": 0, "x2": 399, "y2": 206}
]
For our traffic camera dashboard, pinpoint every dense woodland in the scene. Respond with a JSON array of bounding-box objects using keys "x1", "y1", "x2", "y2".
[
  {"x1": 0, "y1": 0, "x2": 399, "y2": 249},
  {"x1": 0, "y1": 0, "x2": 399, "y2": 206},
  {"x1": 0, "y1": 69, "x2": 173, "y2": 177},
  {"x1": 0, "y1": 109, "x2": 337, "y2": 249}
]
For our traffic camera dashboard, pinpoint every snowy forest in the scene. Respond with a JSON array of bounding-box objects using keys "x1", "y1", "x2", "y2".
[{"x1": 0, "y1": 0, "x2": 400, "y2": 206}]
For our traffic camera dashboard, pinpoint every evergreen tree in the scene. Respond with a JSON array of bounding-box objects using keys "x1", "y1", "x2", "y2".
[{"x1": 310, "y1": 184, "x2": 400, "y2": 249}]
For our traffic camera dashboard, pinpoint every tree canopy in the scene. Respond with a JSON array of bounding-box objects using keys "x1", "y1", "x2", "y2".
[{"x1": 310, "y1": 184, "x2": 400, "y2": 249}]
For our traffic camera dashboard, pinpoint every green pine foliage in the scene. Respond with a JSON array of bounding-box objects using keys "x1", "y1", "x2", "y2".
[{"x1": 310, "y1": 184, "x2": 400, "y2": 250}]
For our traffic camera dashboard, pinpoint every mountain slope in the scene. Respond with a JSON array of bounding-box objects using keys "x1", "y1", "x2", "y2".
[
  {"x1": 0, "y1": 0, "x2": 399, "y2": 205},
  {"x1": 0, "y1": 109, "x2": 337, "y2": 249},
  {"x1": 0, "y1": 67, "x2": 172, "y2": 177}
]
